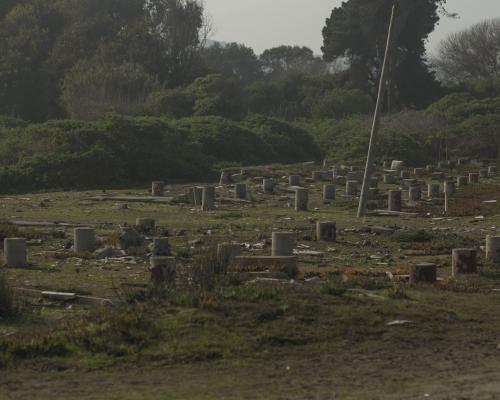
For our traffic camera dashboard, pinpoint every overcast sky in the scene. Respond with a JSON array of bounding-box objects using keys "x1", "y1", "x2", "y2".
[{"x1": 204, "y1": 0, "x2": 500, "y2": 56}]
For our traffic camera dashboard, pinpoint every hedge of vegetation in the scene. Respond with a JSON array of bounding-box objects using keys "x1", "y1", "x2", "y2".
[{"x1": 0, "y1": 114, "x2": 320, "y2": 193}]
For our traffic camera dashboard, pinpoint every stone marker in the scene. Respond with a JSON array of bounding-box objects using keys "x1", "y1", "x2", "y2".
[
  {"x1": 388, "y1": 190, "x2": 402, "y2": 212},
  {"x1": 486, "y1": 236, "x2": 500, "y2": 263},
  {"x1": 402, "y1": 179, "x2": 417, "y2": 189},
  {"x1": 479, "y1": 169, "x2": 489, "y2": 179},
  {"x1": 74, "y1": 227, "x2": 95, "y2": 253},
  {"x1": 149, "y1": 256, "x2": 176, "y2": 293},
  {"x1": 346, "y1": 171, "x2": 358, "y2": 181},
  {"x1": 444, "y1": 180, "x2": 455, "y2": 195},
  {"x1": 468, "y1": 172, "x2": 480, "y2": 184},
  {"x1": 217, "y1": 243, "x2": 242, "y2": 264},
  {"x1": 272, "y1": 232, "x2": 295, "y2": 256},
  {"x1": 428, "y1": 183, "x2": 440, "y2": 198},
  {"x1": 289, "y1": 175, "x2": 300, "y2": 186},
  {"x1": 202, "y1": 186, "x2": 215, "y2": 211},
  {"x1": 263, "y1": 178, "x2": 274, "y2": 194},
  {"x1": 400, "y1": 170, "x2": 410, "y2": 179},
  {"x1": 391, "y1": 160, "x2": 404, "y2": 171},
  {"x1": 414, "y1": 168, "x2": 425, "y2": 177},
  {"x1": 383, "y1": 174, "x2": 396, "y2": 184},
  {"x1": 312, "y1": 171, "x2": 323, "y2": 181},
  {"x1": 136, "y1": 218, "x2": 155, "y2": 233},
  {"x1": 410, "y1": 263, "x2": 437, "y2": 284},
  {"x1": 409, "y1": 185, "x2": 421, "y2": 201},
  {"x1": 295, "y1": 188, "x2": 308, "y2": 211},
  {"x1": 488, "y1": 166, "x2": 497, "y2": 176},
  {"x1": 452, "y1": 248, "x2": 477, "y2": 277},
  {"x1": 323, "y1": 184, "x2": 336, "y2": 201},
  {"x1": 234, "y1": 183, "x2": 247, "y2": 199},
  {"x1": 219, "y1": 170, "x2": 232, "y2": 185},
  {"x1": 316, "y1": 221, "x2": 336, "y2": 242},
  {"x1": 193, "y1": 187, "x2": 203, "y2": 206},
  {"x1": 457, "y1": 176, "x2": 468, "y2": 187},
  {"x1": 4, "y1": 238, "x2": 28, "y2": 267},
  {"x1": 346, "y1": 180, "x2": 358, "y2": 196},
  {"x1": 151, "y1": 237, "x2": 171, "y2": 256},
  {"x1": 151, "y1": 181, "x2": 165, "y2": 197}
]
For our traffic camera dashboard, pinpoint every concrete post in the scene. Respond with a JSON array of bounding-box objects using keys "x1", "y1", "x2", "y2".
[
  {"x1": 486, "y1": 236, "x2": 500, "y2": 263},
  {"x1": 151, "y1": 237, "x2": 171, "y2": 256},
  {"x1": 410, "y1": 263, "x2": 437, "y2": 284},
  {"x1": 468, "y1": 173, "x2": 480, "y2": 184},
  {"x1": 346, "y1": 180, "x2": 358, "y2": 196},
  {"x1": 488, "y1": 166, "x2": 497, "y2": 177},
  {"x1": 414, "y1": 168, "x2": 425, "y2": 177},
  {"x1": 391, "y1": 160, "x2": 404, "y2": 171},
  {"x1": 444, "y1": 181, "x2": 455, "y2": 195},
  {"x1": 346, "y1": 171, "x2": 358, "y2": 181},
  {"x1": 312, "y1": 171, "x2": 323, "y2": 181},
  {"x1": 452, "y1": 248, "x2": 477, "y2": 276},
  {"x1": 428, "y1": 183, "x2": 440, "y2": 198},
  {"x1": 383, "y1": 174, "x2": 396, "y2": 184},
  {"x1": 74, "y1": 227, "x2": 95, "y2": 253},
  {"x1": 289, "y1": 175, "x2": 300, "y2": 186},
  {"x1": 193, "y1": 187, "x2": 203, "y2": 206},
  {"x1": 388, "y1": 190, "x2": 402, "y2": 212},
  {"x1": 234, "y1": 183, "x2": 247, "y2": 199},
  {"x1": 400, "y1": 170, "x2": 410, "y2": 179},
  {"x1": 152, "y1": 181, "x2": 165, "y2": 197},
  {"x1": 295, "y1": 188, "x2": 308, "y2": 211},
  {"x1": 316, "y1": 222, "x2": 336, "y2": 242},
  {"x1": 263, "y1": 178, "x2": 274, "y2": 194},
  {"x1": 4, "y1": 238, "x2": 28, "y2": 267},
  {"x1": 217, "y1": 243, "x2": 242, "y2": 264},
  {"x1": 202, "y1": 186, "x2": 215, "y2": 211},
  {"x1": 409, "y1": 185, "x2": 421, "y2": 201},
  {"x1": 323, "y1": 184, "x2": 336, "y2": 201},
  {"x1": 272, "y1": 232, "x2": 295, "y2": 256}
]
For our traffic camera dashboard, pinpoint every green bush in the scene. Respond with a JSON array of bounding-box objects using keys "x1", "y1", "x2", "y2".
[
  {"x1": 245, "y1": 114, "x2": 321, "y2": 163},
  {"x1": 309, "y1": 88, "x2": 373, "y2": 119},
  {"x1": 174, "y1": 116, "x2": 272, "y2": 166}
]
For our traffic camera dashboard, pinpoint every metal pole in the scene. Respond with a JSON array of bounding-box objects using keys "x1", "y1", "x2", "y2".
[{"x1": 357, "y1": 4, "x2": 398, "y2": 218}]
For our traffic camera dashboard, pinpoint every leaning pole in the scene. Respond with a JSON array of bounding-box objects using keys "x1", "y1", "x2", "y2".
[{"x1": 357, "y1": 4, "x2": 398, "y2": 218}]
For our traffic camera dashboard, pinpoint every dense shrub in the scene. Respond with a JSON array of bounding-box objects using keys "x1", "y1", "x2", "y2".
[
  {"x1": 245, "y1": 115, "x2": 321, "y2": 163},
  {"x1": 308, "y1": 89, "x2": 373, "y2": 119},
  {"x1": 173, "y1": 116, "x2": 272, "y2": 166}
]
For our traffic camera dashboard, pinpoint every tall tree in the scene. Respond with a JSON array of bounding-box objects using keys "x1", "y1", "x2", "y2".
[
  {"x1": 433, "y1": 18, "x2": 500, "y2": 85},
  {"x1": 260, "y1": 46, "x2": 327, "y2": 79},
  {"x1": 322, "y1": 0, "x2": 444, "y2": 109},
  {"x1": 199, "y1": 42, "x2": 262, "y2": 84}
]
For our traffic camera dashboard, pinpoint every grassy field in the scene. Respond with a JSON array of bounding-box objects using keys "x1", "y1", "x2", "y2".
[{"x1": 1, "y1": 161, "x2": 500, "y2": 399}]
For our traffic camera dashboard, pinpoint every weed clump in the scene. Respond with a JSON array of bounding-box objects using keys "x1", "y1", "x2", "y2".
[{"x1": 320, "y1": 279, "x2": 347, "y2": 297}]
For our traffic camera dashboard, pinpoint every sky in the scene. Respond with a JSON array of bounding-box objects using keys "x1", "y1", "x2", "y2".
[{"x1": 203, "y1": 0, "x2": 500, "y2": 56}]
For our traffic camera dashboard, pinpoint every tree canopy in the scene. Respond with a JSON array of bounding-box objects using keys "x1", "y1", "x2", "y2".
[
  {"x1": 322, "y1": 0, "x2": 445, "y2": 108},
  {"x1": 433, "y1": 18, "x2": 500, "y2": 85}
]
